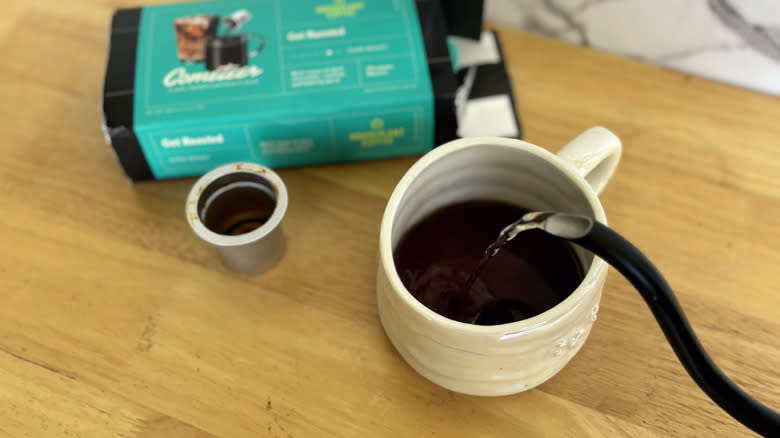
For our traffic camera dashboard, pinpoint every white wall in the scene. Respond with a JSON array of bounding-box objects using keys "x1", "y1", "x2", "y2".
[{"x1": 485, "y1": 0, "x2": 780, "y2": 96}]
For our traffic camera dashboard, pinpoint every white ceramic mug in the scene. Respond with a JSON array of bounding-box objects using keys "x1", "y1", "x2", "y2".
[{"x1": 376, "y1": 127, "x2": 622, "y2": 396}]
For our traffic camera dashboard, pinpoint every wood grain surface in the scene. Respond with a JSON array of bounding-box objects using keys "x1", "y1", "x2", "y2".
[{"x1": 1, "y1": 1, "x2": 779, "y2": 437}]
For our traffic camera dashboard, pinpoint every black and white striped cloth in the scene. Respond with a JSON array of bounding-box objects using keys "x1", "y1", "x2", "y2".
[{"x1": 451, "y1": 31, "x2": 522, "y2": 139}]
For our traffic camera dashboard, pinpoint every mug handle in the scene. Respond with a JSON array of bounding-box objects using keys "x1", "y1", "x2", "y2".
[
  {"x1": 248, "y1": 34, "x2": 266, "y2": 58},
  {"x1": 556, "y1": 126, "x2": 622, "y2": 195}
]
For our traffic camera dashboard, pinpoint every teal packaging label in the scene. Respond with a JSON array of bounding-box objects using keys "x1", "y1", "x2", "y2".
[{"x1": 132, "y1": 0, "x2": 433, "y2": 179}]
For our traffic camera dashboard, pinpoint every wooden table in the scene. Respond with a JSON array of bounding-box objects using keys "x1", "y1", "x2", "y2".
[{"x1": 1, "y1": 1, "x2": 779, "y2": 437}]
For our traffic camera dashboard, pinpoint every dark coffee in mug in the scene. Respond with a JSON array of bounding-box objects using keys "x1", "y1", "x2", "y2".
[{"x1": 393, "y1": 201, "x2": 584, "y2": 324}]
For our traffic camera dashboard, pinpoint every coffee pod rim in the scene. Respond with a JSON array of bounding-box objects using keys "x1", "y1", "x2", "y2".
[{"x1": 185, "y1": 162, "x2": 288, "y2": 247}]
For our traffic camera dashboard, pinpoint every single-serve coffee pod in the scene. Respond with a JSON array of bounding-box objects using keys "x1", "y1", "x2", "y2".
[{"x1": 186, "y1": 162, "x2": 287, "y2": 275}]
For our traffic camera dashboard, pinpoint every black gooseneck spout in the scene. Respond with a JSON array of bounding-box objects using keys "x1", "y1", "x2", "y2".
[{"x1": 512, "y1": 212, "x2": 780, "y2": 437}]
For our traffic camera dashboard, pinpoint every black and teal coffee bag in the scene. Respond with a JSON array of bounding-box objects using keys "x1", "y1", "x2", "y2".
[{"x1": 103, "y1": 0, "x2": 457, "y2": 181}]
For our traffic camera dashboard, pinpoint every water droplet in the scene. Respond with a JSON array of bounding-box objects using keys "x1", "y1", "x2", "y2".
[
  {"x1": 591, "y1": 313, "x2": 598, "y2": 321},
  {"x1": 557, "y1": 339, "x2": 567, "y2": 347},
  {"x1": 553, "y1": 348, "x2": 563, "y2": 357},
  {"x1": 592, "y1": 304, "x2": 599, "y2": 314}
]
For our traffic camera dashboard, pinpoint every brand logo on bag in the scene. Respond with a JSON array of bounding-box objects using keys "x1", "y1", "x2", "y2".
[
  {"x1": 315, "y1": 0, "x2": 365, "y2": 18},
  {"x1": 349, "y1": 118, "x2": 405, "y2": 147},
  {"x1": 163, "y1": 65, "x2": 264, "y2": 88}
]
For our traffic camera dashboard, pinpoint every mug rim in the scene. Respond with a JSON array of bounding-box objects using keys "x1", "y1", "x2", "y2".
[{"x1": 379, "y1": 136, "x2": 609, "y2": 336}]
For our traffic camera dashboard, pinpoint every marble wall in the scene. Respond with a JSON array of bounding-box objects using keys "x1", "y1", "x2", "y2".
[{"x1": 485, "y1": 0, "x2": 780, "y2": 96}]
